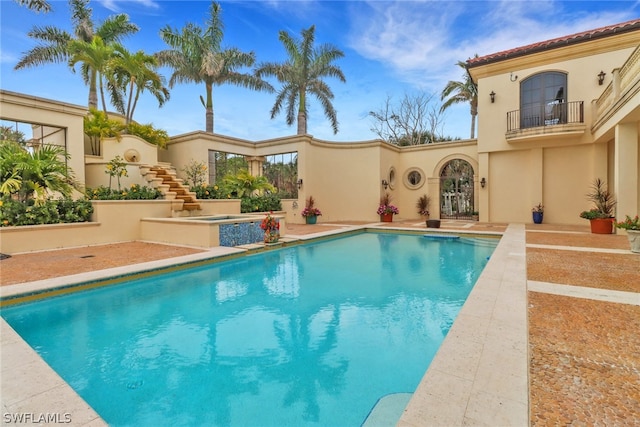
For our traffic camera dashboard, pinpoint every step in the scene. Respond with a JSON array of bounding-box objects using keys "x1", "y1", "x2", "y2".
[
  {"x1": 182, "y1": 203, "x2": 202, "y2": 211},
  {"x1": 176, "y1": 195, "x2": 195, "y2": 202}
]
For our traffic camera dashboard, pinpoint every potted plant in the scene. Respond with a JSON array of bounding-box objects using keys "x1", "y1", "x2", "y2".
[
  {"x1": 532, "y1": 203, "x2": 544, "y2": 224},
  {"x1": 301, "y1": 196, "x2": 322, "y2": 224},
  {"x1": 615, "y1": 215, "x2": 640, "y2": 253},
  {"x1": 416, "y1": 194, "x2": 431, "y2": 221},
  {"x1": 377, "y1": 193, "x2": 399, "y2": 222},
  {"x1": 579, "y1": 178, "x2": 616, "y2": 234},
  {"x1": 260, "y1": 211, "x2": 280, "y2": 243}
]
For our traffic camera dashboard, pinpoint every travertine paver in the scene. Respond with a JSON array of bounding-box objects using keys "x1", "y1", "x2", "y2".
[
  {"x1": 527, "y1": 228, "x2": 640, "y2": 427},
  {"x1": 0, "y1": 242, "x2": 205, "y2": 286},
  {"x1": 527, "y1": 248, "x2": 640, "y2": 293},
  {"x1": 528, "y1": 292, "x2": 640, "y2": 426}
]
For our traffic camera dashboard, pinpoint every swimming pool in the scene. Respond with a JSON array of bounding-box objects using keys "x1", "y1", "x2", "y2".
[{"x1": 1, "y1": 232, "x2": 497, "y2": 426}]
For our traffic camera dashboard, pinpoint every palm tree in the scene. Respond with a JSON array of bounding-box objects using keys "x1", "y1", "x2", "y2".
[
  {"x1": 67, "y1": 36, "x2": 118, "y2": 112},
  {"x1": 14, "y1": 0, "x2": 138, "y2": 109},
  {"x1": 256, "y1": 25, "x2": 346, "y2": 135},
  {"x1": 15, "y1": 0, "x2": 52, "y2": 13},
  {"x1": 109, "y1": 47, "x2": 170, "y2": 125},
  {"x1": 440, "y1": 56, "x2": 478, "y2": 139},
  {"x1": 157, "y1": 1, "x2": 272, "y2": 133}
]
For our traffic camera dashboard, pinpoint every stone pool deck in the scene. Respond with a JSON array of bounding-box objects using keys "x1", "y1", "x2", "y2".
[{"x1": 1, "y1": 220, "x2": 638, "y2": 426}]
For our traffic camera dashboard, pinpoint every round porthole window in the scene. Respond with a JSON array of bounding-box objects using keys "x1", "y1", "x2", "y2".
[{"x1": 404, "y1": 168, "x2": 425, "y2": 189}]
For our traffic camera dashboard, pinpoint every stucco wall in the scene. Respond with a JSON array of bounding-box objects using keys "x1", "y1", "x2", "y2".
[{"x1": 0, "y1": 90, "x2": 87, "y2": 189}]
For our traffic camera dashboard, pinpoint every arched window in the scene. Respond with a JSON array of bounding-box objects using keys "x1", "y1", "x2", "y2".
[{"x1": 520, "y1": 72, "x2": 567, "y2": 128}]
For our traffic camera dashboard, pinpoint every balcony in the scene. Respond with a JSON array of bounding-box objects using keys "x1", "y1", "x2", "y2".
[{"x1": 506, "y1": 101, "x2": 586, "y2": 142}]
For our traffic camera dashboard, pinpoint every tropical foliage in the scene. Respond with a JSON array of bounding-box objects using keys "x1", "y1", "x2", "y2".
[
  {"x1": 0, "y1": 141, "x2": 79, "y2": 203},
  {"x1": 222, "y1": 169, "x2": 276, "y2": 198},
  {"x1": 86, "y1": 184, "x2": 162, "y2": 200},
  {"x1": 192, "y1": 184, "x2": 225, "y2": 200},
  {"x1": 83, "y1": 108, "x2": 124, "y2": 155},
  {"x1": 440, "y1": 57, "x2": 478, "y2": 139},
  {"x1": 157, "y1": 1, "x2": 271, "y2": 133},
  {"x1": 241, "y1": 194, "x2": 282, "y2": 213},
  {"x1": 109, "y1": 47, "x2": 170, "y2": 124},
  {"x1": 125, "y1": 122, "x2": 169, "y2": 148},
  {"x1": 15, "y1": 0, "x2": 52, "y2": 13},
  {"x1": 1, "y1": 196, "x2": 93, "y2": 227},
  {"x1": 15, "y1": 0, "x2": 139, "y2": 110},
  {"x1": 256, "y1": 25, "x2": 346, "y2": 135}
]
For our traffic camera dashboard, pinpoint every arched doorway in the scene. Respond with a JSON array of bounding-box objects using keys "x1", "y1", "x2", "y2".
[{"x1": 440, "y1": 159, "x2": 476, "y2": 220}]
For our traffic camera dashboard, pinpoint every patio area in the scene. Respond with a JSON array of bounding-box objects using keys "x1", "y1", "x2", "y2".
[{"x1": 1, "y1": 220, "x2": 638, "y2": 425}]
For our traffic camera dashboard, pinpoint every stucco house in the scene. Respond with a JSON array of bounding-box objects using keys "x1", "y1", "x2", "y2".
[{"x1": 1, "y1": 19, "x2": 638, "y2": 247}]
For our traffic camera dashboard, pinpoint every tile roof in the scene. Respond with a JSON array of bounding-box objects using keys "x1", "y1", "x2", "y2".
[{"x1": 467, "y1": 18, "x2": 640, "y2": 67}]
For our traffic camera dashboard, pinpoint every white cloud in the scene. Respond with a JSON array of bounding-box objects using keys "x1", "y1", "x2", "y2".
[{"x1": 97, "y1": 0, "x2": 161, "y2": 13}]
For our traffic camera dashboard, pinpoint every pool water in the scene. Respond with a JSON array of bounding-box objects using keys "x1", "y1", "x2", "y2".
[{"x1": 2, "y1": 232, "x2": 497, "y2": 426}]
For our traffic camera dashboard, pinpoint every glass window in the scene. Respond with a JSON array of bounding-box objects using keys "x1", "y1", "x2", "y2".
[{"x1": 520, "y1": 72, "x2": 567, "y2": 128}]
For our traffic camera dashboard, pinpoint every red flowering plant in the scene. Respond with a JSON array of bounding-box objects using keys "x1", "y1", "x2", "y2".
[
  {"x1": 260, "y1": 212, "x2": 280, "y2": 232},
  {"x1": 301, "y1": 196, "x2": 322, "y2": 217},
  {"x1": 377, "y1": 193, "x2": 399, "y2": 215},
  {"x1": 615, "y1": 215, "x2": 640, "y2": 230}
]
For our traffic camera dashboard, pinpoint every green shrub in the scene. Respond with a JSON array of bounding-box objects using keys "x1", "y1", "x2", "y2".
[
  {"x1": 0, "y1": 196, "x2": 93, "y2": 227},
  {"x1": 126, "y1": 122, "x2": 169, "y2": 148},
  {"x1": 192, "y1": 184, "x2": 225, "y2": 200},
  {"x1": 86, "y1": 184, "x2": 162, "y2": 200},
  {"x1": 241, "y1": 194, "x2": 282, "y2": 213}
]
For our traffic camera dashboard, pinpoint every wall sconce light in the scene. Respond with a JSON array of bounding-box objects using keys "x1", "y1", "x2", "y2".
[
  {"x1": 490, "y1": 91, "x2": 495, "y2": 103},
  {"x1": 480, "y1": 177, "x2": 486, "y2": 188},
  {"x1": 510, "y1": 72, "x2": 518, "y2": 82},
  {"x1": 597, "y1": 70, "x2": 606, "y2": 85},
  {"x1": 381, "y1": 179, "x2": 389, "y2": 190},
  {"x1": 297, "y1": 178, "x2": 303, "y2": 189}
]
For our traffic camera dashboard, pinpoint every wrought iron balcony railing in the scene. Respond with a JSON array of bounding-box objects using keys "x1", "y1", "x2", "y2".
[{"x1": 507, "y1": 101, "x2": 584, "y2": 132}]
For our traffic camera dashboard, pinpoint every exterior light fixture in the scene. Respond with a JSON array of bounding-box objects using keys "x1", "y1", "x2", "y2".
[
  {"x1": 510, "y1": 72, "x2": 518, "y2": 82},
  {"x1": 381, "y1": 179, "x2": 389, "y2": 190},
  {"x1": 480, "y1": 177, "x2": 486, "y2": 188},
  {"x1": 490, "y1": 91, "x2": 495, "y2": 103},
  {"x1": 297, "y1": 178, "x2": 303, "y2": 189},
  {"x1": 598, "y1": 70, "x2": 606, "y2": 85}
]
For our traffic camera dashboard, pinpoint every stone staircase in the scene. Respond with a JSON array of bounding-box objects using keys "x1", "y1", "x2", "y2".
[{"x1": 139, "y1": 162, "x2": 201, "y2": 215}]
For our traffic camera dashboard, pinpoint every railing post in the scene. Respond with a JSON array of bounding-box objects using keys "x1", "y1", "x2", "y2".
[{"x1": 612, "y1": 68, "x2": 621, "y2": 99}]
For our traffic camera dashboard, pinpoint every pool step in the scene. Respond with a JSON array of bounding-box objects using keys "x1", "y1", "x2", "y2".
[{"x1": 361, "y1": 393, "x2": 412, "y2": 427}]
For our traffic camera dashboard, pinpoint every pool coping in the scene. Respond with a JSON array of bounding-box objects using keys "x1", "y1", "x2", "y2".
[{"x1": 1, "y1": 223, "x2": 524, "y2": 426}]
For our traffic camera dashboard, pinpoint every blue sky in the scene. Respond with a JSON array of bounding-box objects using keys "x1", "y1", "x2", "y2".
[{"x1": 1, "y1": 0, "x2": 638, "y2": 142}]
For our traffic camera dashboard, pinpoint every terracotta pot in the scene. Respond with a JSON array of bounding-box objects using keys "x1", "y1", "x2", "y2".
[
  {"x1": 380, "y1": 213, "x2": 393, "y2": 222},
  {"x1": 589, "y1": 218, "x2": 613, "y2": 234}
]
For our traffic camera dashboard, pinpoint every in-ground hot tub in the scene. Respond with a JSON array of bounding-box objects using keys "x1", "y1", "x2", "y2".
[{"x1": 140, "y1": 214, "x2": 285, "y2": 248}]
